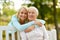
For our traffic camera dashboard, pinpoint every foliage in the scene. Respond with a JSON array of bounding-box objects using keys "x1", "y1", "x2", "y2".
[
  {"x1": 2, "y1": 2, "x2": 16, "y2": 16},
  {"x1": 2, "y1": 8, "x2": 16, "y2": 16},
  {"x1": 57, "y1": 8, "x2": 60, "y2": 23},
  {"x1": 27, "y1": 0, "x2": 54, "y2": 24},
  {"x1": 0, "y1": 0, "x2": 16, "y2": 26}
]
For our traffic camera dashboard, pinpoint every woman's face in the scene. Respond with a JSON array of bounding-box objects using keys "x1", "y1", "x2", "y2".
[
  {"x1": 18, "y1": 8, "x2": 28, "y2": 21},
  {"x1": 28, "y1": 8, "x2": 37, "y2": 21}
]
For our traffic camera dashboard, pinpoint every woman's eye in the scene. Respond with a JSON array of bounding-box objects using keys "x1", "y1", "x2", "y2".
[
  {"x1": 25, "y1": 13, "x2": 27, "y2": 15},
  {"x1": 21, "y1": 12, "x2": 23, "y2": 14}
]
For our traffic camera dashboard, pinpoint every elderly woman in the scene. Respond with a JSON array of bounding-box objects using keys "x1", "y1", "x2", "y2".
[{"x1": 20, "y1": 6, "x2": 49, "y2": 40}]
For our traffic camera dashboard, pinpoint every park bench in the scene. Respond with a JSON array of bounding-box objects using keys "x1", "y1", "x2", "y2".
[{"x1": 0, "y1": 26, "x2": 57, "y2": 40}]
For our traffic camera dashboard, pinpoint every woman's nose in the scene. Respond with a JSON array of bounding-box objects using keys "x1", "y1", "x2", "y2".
[
  {"x1": 29, "y1": 13, "x2": 32, "y2": 15},
  {"x1": 22, "y1": 14, "x2": 25, "y2": 16}
]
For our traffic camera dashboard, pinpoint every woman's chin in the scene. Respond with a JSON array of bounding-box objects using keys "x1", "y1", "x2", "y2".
[
  {"x1": 21, "y1": 19, "x2": 25, "y2": 21},
  {"x1": 28, "y1": 19, "x2": 33, "y2": 21}
]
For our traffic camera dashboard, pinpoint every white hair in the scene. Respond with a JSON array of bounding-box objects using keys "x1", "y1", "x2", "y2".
[{"x1": 28, "y1": 6, "x2": 39, "y2": 16}]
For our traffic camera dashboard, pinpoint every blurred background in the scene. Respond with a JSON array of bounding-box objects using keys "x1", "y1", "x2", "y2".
[{"x1": 0, "y1": 0, "x2": 60, "y2": 40}]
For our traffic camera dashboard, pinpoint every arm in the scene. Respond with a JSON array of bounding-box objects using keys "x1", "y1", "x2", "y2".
[
  {"x1": 24, "y1": 25, "x2": 35, "y2": 32},
  {"x1": 35, "y1": 19, "x2": 45, "y2": 27},
  {"x1": 11, "y1": 15, "x2": 35, "y2": 31},
  {"x1": 25, "y1": 19, "x2": 45, "y2": 32},
  {"x1": 42, "y1": 25, "x2": 49, "y2": 40}
]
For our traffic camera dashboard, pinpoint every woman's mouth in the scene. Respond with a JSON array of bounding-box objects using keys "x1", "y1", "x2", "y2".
[{"x1": 28, "y1": 16, "x2": 34, "y2": 18}]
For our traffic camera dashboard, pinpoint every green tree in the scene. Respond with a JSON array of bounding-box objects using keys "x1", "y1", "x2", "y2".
[
  {"x1": 2, "y1": 0, "x2": 16, "y2": 16},
  {"x1": 2, "y1": 8, "x2": 16, "y2": 16}
]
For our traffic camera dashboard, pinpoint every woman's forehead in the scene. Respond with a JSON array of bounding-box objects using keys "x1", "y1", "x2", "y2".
[
  {"x1": 28, "y1": 7, "x2": 39, "y2": 16},
  {"x1": 28, "y1": 8, "x2": 36, "y2": 12},
  {"x1": 20, "y1": 8, "x2": 27, "y2": 11},
  {"x1": 28, "y1": 8, "x2": 35, "y2": 10}
]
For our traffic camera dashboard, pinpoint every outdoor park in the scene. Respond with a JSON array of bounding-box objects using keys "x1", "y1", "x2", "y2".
[{"x1": 0, "y1": 0, "x2": 60, "y2": 40}]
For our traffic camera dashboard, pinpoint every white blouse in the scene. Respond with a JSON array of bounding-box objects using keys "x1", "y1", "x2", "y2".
[{"x1": 20, "y1": 25, "x2": 49, "y2": 40}]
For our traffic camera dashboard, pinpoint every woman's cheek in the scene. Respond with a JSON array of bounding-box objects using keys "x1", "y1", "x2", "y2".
[{"x1": 25, "y1": 15, "x2": 28, "y2": 18}]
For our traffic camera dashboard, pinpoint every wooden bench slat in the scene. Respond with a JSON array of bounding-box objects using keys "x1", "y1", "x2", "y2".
[
  {"x1": 0, "y1": 30, "x2": 3, "y2": 40},
  {"x1": 6, "y1": 31, "x2": 9, "y2": 40},
  {"x1": 12, "y1": 33, "x2": 15, "y2": 40},
  {"x1": 17, "y1": 31, "x2": 20, "y2": 40}
]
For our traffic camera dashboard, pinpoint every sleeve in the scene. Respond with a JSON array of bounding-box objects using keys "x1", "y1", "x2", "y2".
[
  {"x1": 42, "y1": 25, "x2": 49, "y2": 40},
  {"x1": 11, "y1": 15, "x2": 35, "y2": 31},
  {"x1": 8, "y1": 20, "x2": 17, "y2": 33},
  {"x1": 36, "y1": 19, "x2": 45, "y2": 24},
  {"x1": 40, "y1": 20, "x2": 45, "y2": 24}
]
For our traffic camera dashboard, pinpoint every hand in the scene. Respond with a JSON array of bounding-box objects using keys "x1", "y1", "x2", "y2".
[
  {"x1": 24, "y1": 25, "x2": 35, "y2": 33},
  {"x1": 35, "y1": 21, "x2": 42, "y2": 27}
]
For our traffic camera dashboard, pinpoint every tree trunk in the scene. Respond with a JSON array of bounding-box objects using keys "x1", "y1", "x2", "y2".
[
  {"x1": 53, "y1": 0, "x2": 59, "y2": 40},
  {"x1": 39, "y1": 0, "x2": 45, "y2": 20}
]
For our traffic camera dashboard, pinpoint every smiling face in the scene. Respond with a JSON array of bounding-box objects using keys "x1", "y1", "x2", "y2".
[
  {"x1": 28, "y1": 7, "x2": 38, "y2": 21},
  {"x1": 18, "y1": 7, "x2": 28, "y2": 21}
]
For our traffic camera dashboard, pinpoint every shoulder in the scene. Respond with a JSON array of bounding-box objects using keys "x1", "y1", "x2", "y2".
[
  {"x1": 11, "y1": 14, "x2": 18, "y2": 21},
  {"x1": 12, "y1": 14, "x2": 16, "y2": 18},
  {"x1": 36, "y1": 19, "x2": 45, "y2": 24}
]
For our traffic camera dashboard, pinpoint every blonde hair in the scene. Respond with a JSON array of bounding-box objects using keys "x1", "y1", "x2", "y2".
[
  {"x1": 16, "y1": 6, "x2": 28, "y2": 19},
  {"x1": 28, "y1": 6, "x2": 39, "y2": 16}
]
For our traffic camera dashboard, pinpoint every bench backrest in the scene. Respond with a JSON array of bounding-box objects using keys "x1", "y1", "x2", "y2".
[
  {"x1": 0, "y1": 26, "x2": 21, "y2": 40},
  {"x1": 0, "y1": 26, "x2": 57, "y2": 40}
]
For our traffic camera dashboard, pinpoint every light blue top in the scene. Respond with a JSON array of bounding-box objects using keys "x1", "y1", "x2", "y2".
[{"x1": 8, "y1": 15, "x2": 45, "y2": 33}]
